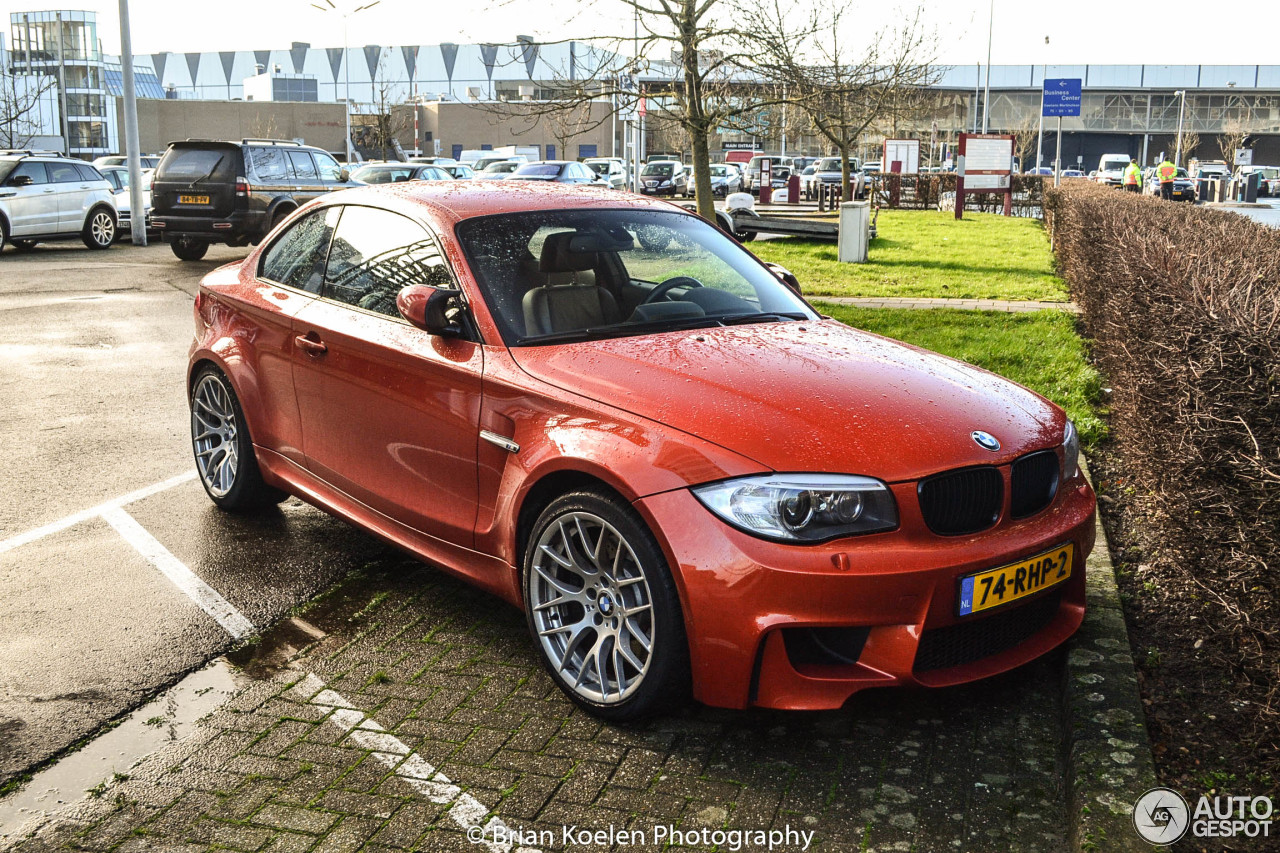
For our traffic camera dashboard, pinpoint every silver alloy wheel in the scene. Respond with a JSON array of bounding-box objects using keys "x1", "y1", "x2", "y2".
[
  {"x1": 91, "y1": 210, "x2": 115, "y2": 245},
  {"x1": 529, "y1": 511, "x2": 655, "y2": 704},
  {"x1": 191, "y1": 374, "x2": 240, "y2": 498}
]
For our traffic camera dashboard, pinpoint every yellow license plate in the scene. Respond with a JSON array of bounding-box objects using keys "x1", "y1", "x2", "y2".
[
  {"x1": 958, "y1": 543, "x2": 1073, "y2": 616},
  {"x1": 179, "y1": 194, "x2": 210, "y2": 205}
]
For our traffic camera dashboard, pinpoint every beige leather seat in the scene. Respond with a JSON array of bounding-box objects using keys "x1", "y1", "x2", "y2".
[{"x1": 522, "y1": 232, "x2": 622, "y2": 336}]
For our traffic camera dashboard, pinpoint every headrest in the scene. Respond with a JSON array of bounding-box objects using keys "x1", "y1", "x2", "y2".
[{"x1": 539, "y1": 231, "x2": 597, "y2": 273}]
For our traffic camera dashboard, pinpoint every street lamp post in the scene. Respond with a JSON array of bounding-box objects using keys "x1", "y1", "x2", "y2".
[
  {"x1": 1173, "y1": 89, "x2": 1187, "y2": 166},
  {"x1": 118, "y1": 0, "x2": 146, "y2": 245},
  {"x1": 1036, "y1": 36, "x2": 1048, "y2": 170},
  {"x1": 311, "y1": 0, "x2": 381, "y2": 163},
  {"x1": 981, "y1": 0, "x2": 993, "y2": 133}
]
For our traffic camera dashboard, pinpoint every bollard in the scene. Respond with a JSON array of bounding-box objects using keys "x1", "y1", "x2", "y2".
[
  {"x1": 838, "y1": 201, "x2": 870, "y2": 263},
  {"x1": 787, "y1": 174, "x2": 800, "y2": 205}
]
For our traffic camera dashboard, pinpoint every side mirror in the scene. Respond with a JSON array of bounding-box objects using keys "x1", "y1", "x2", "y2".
[
  {"x1": 764, "y1": 262, "x2": 801, "y2": 294},
  {"x1": 9, "y1": 174, "x2": 34, "y2": 188},
  {"x1": 396, "y1": 284, "x2": 465, "y2": 337},
  {"x1": 338, "y1": 168, "x2": 350, "y2": 182}
]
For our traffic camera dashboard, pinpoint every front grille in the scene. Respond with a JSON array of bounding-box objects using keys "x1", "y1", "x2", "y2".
[
  {"x1": 918, "y1": 467, "x2": 1002, "y2": 535},
  {"x1": 1011, "y1": 451, "x2": 1060, "y2": 519},
  {"x1": 914, "y1": 591, "x2": 1061, "y2": 673}
]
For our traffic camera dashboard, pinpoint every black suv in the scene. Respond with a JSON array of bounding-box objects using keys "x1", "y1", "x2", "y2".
[{"x1": 151, "y1": 138, "x2": 358, "y2": 261}]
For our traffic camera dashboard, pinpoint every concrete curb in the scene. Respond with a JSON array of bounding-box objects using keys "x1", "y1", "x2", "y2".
[
  {"x1": 813, "y1": 296, "x2": 1078, "y2": 313},
  {"x1": 1064, "y1": 461, "x2": 1161, "y2": 852}
]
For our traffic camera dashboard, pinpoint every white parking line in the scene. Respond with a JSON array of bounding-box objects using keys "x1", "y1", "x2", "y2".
[
  {"x1": 293, "y1": 674, "x2": 539, "y2": 853},
  {"x1": 0, "y1": 470, "x2": 196, "y2": 555},
  {"x1": 99, "y1": 505, "x2": 255, "y2": 639}
]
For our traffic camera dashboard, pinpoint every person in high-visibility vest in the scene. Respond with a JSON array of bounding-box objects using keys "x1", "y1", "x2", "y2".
[
  {"x1": 1157, "y1": 158, "x2": 1178, "y2": 201},
  {"x1": 1124, "y1": 159, "x2": 1143, "y2": 193}
]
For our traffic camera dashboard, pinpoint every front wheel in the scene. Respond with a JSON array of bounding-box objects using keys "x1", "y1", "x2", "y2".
[
  {"x1": 523, "y1": 491, "x2": 690, "y2": 720},
  {"x1": 82, "y1": 208, "x2": 116, "y2": 250},
  {"x1": 190, "y1": 366, "x2": 287, "y2": 511},
  {"x1": 171, "y1": 236, "x2": 210, "y2": 261}
]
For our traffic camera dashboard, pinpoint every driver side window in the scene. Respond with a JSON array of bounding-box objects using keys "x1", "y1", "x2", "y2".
[{"x1": 323, "y1": 206, "x2": 454, "y2": 318}]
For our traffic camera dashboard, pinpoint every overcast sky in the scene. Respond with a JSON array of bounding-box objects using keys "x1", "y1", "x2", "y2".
[{"x1": 1, "y1": 0, "x2": 1276, "y2": 66}]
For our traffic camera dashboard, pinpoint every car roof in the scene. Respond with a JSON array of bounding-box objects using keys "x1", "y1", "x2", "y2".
[{"x1": 327, "y1": 180, "x2": 686, "y2": 226}]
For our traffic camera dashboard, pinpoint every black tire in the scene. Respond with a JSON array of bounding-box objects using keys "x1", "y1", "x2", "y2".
[
  {"x1": 522, "y1": 490, "x2": 691, "y2": 721},
  {"x1": 171, "y1": 236, "x2": 210, "y2": 261},
  {"x1": 0, "y1": 219, "x2": 6, "y2": 253},
  {"x1": 11, "y1": 239, "x2": 38, "y2": 252},
  {"x1": 81, "y1": 207, "x2": 116, "y2": 250},
  {"x1": 190, "y1": 365, "x2": 287, "y2": 511}
]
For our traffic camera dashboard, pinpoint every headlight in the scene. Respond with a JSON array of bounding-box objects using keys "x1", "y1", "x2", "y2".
[
  {"x1": 1062, "y1": 420, "x2": 1080, "y2": 481},
  {"x1": 659, "y1": 180, "x2": 671, "y2": 187},
  {"x1": 692, "y1": 474, "x2": 898, "y2": 543}
]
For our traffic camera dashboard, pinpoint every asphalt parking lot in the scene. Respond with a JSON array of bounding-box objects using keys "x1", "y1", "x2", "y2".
[{"x1": 0, "y1": 240, "x2": 1148, "y2": 852}]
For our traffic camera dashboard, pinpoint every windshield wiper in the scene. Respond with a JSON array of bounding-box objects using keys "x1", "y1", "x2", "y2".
[
  {"x1": 187, "y1": 154, "x2": 226, "y2": 187},
  {"x1": 718, "y1": 312, "x2": 809, "y2": 325}
]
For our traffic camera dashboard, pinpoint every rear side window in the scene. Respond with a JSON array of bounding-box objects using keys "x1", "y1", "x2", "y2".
[
  {"x1": 289, "y1": 151, "x2": 319, "y2": 180},
  {"x1": 249, "y1": 147, "x2": 292, "y2": 181},
  {"x1": 260, "y1": 207, "x2": 340, "y2": 294},
  {"x1": 324, "y1": 206, "x2": 453, "y2": 317},
  {"x1": 75, "y1": 164, "x2": 103, "y2": 182},
  {"x1": 157, "y1": 148, "x2": 235, "y2": 182},
  {"x1": 47, "y1": 162, "x2": 83, "y2": 183}
]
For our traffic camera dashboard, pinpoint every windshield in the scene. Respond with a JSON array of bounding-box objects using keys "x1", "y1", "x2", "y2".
[
  {"x1": 709, "y1": 165, "x2": 727, "y2": 176},
  {"x1": 641, "y1": 163, "x2": 674, "y2": 177},
  {"x1": 456, "y1": 209, "x2": 816, "y2": 345},
  {"x1": 1101, "y1": 160, "x2": 1128, "y2": 172},
  {"x1": 482, "y1": 162, "x2": 520, "y2": 174},
  {"x1": 515, "y1": 163, "x2": 564, "y2": 177},
  {"x1": 584, "y1": 160, "x2": 609, "y2": 175},
  {"x1": 817, "y1": 158, "x2": 843, "y2": 171}
]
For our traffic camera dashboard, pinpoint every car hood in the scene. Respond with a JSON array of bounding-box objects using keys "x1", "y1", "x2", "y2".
[{"x1": 510, "y1": 319, "x2": 1064, "y2": 483}]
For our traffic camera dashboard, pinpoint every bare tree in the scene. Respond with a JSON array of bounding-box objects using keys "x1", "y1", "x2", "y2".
[
  {"x1": 751, "y1": 0, "x2": 938, "y2": 200},
  {"x1": 1010, "y1": 112, "x2": 1039, "y2": 172},
  {"x1": 0, "y1": 65, "x2": 57, "y2": 149},
  {"x1": 1177, "y1": 128, "x2": 1199, "y2": 164},
  {"x1": 353, "y1": 52, "x2": 412, "y2": 160},
  {"x1": 479, "y1": 1, "x2": 800, "y2": 220}
]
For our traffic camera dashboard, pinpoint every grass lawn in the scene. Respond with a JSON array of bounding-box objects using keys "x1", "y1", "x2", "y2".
[
  {"x1": 750, "y1": 210, "x2": 1068, "y2": 301},
  {"x1": 816, "y1": 303, "x2": 1105, "y2": 447}
]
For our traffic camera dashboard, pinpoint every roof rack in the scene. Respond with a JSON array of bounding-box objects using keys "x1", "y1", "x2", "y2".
[
  {"x1": 0, "y1": 149, "x2": 65, "y2": 157},
  {"x1": 240, "y1": 138, "x2": 301, "y2": 147}
]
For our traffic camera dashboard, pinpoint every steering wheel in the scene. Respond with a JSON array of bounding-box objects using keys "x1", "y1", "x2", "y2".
[{"x1": 642, "y1": 276, "x2": 704, "y2": 305}]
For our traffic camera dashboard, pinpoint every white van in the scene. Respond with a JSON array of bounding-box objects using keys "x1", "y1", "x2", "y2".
[{"x1": 1095, "y1": 154, "x2": 1131, "y2": 188}]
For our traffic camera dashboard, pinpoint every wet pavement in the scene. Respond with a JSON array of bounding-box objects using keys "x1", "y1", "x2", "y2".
[
  {"x1": 0, "y1": 240, "x2": 1093, "y2": 851},
  {"x1": 0, "y1": 242, "x2": 388, "y2": 790}
]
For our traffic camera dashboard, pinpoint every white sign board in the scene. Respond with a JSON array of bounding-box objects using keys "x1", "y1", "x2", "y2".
[
  {"x1": 883, "y1": 139, "x2": 920, "y2": 174},
  {"x1": 1234, "y1": 148, "x2": 1253, "y2": 166},
  {"x1": 965, "y1": 175, "x2": 1011, "y2": 190},
  {"x1": 962, "y1": 137, "x2": 1014, "y2": 173}
]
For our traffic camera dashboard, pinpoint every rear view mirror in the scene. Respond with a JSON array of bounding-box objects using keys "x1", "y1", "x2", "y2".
[
  {"x1": 764, "y1": 262, "x2": 801, "y2": 294},
  {"x1": 8, "y1": 175, "x2": 33, "y2": 188},
  {"x1": 568, "y1": 228, "x2": 634, "y2": 253},
  {"x1": 396, "y1": 284, "x2": 466, "y2": 337},
  {"x1": 338, "y1": 169, "x2": 350, "y2": 182}
]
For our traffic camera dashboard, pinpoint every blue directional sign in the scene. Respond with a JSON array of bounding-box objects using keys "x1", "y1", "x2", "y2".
[{"x1": 1042, "y1": 78, "x2": 1082, "y2": 117}]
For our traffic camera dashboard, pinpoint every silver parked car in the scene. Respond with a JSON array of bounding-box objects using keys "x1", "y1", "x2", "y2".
[{"x1": 0, "y1": 150, "x2": 118, "y2": 252}]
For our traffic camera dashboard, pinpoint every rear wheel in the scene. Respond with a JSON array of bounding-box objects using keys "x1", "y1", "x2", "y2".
[
  {"x1": 523, "y1": 491, "x2": 690, "y2": 721},
  {"x1": 82, "y1": 208, "x2": 116, "y2": 249},
  {"x1": 171, "y1": 236, "x2": 210, "y2": 261},
  {"x1": 190, "y1": 365, "x2": 287, "y2": 511}
]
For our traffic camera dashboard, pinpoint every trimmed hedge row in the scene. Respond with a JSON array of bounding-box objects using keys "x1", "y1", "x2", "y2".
[{"x1": 1045, "y1": 182, "x2": 1280, "y2": 737}]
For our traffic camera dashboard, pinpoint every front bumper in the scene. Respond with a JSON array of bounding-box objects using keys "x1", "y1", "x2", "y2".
[{"x1": 635, "y1": 471, "x2": 1096, "y2": 710}]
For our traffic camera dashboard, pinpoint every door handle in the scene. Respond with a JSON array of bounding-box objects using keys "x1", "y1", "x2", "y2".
[{"x1": 294, "y1": 334, "x2": 328, "y2": 356}]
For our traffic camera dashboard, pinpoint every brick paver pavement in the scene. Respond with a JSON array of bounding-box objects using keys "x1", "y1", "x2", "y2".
[{"x1": 12, "y1": 560, "x2": 1073, "y2": 853}]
